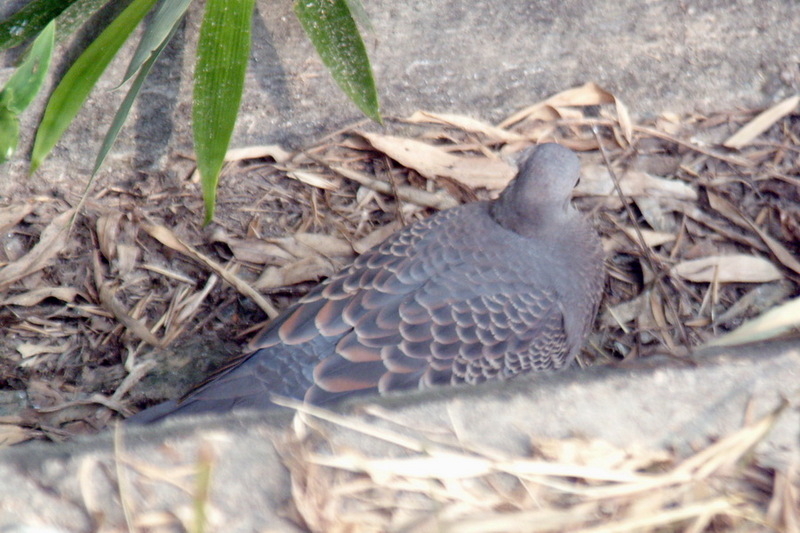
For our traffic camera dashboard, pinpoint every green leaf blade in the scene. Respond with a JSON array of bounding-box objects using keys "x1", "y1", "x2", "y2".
[
  {"x1": 121, "y1": 0, "x2": 193, "y2": 84},
  {"x1": 295, "y1": 0, "x2": 380, "y2": 123},
  {"x1": 3, "y1": 20, "x2": 55, "y2": 114},
  {"x1": 0, "y1": 20, "x2": 55, "y2": 163},
  {"x1": 193, "y1": 0, "x2": 255, "y2": 224},
  {"x1": 30, "y1": 0, "x2": 159, "y2": 173},
  {"x1": 93, "y1": 16, "x2": 183, "y2": 176},
  {"x1": 0, "y1": 108, "x2": 20, "y2": 163},
  {"x1": 0, "y1": 0, "x2": 76, "y2": 50}
]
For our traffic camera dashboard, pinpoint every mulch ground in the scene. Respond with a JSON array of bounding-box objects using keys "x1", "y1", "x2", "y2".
[{"x1": 1, "y1": 83, "x2": 798, "y2": 530}]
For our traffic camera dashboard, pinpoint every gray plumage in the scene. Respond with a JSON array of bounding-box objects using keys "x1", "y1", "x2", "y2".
[{"x1": 129, "y1": 143, "x2": 604, "y2": 423}]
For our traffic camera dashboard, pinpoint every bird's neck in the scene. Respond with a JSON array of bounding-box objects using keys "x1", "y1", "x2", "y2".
[{"x1": 490, "y1": 199, "x2": 574, "y2": 238}]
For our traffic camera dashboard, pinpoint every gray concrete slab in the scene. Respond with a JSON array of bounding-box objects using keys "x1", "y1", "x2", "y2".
[
  {"x1": 2, "y1": 0, "x2": 798, "y2": 197},
  {"x1": 0, "y1": 341, "x2": 797, "y2": 530}
]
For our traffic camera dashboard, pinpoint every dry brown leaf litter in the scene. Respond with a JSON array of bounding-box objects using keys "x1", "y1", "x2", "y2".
[
  {"x1": 271, "y1": 398, "x2": 794, "y2": 533},
  {"x1": 1, "y1": 83, "x2": 799, "y2": 434},
  {"x1": 0, "y1": 83, "x2": 798, "y2": 527}
]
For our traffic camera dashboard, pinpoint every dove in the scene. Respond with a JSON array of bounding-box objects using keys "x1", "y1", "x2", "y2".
[{"x1": 129, "y1": 143, "x2": 604, "y2": 423}]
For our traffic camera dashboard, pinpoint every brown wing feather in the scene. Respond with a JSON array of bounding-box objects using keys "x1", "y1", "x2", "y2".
[
  {"x1": 174, "y1": 202, "x2": 579, "y2": 412},
  {"x1": 302, "y1": 204, "x2": 575, "y2": 402}
]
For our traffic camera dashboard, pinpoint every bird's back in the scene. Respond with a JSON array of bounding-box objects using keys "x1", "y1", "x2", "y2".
[{"x1": 128, "y1": 144, "x2": 604, "y2": 424}]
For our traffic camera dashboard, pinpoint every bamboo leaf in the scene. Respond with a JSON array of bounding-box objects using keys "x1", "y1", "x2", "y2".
[
  {"x1": 295, "y1": 0, "x2": 381, "y2": 123},
  {"x1": 93, "y1": 16, "x2": 182, "y2": 175},
  {"x1": 0, "y1": 0, "x2": 76, "y2": 50},
  {"x1": 0, "y1": 20, "x2": 55, "y2": 163},
  {"x1": 343, "y1": 0, "x2": 373, "y2": 33},
  {"x1": 30, "y1": 0, "x2": 159, "y2": 173},
  {"x1": 0, "y1": 108, "x2": 19, "y2": 163},
  {"x1": 55, "y1": 0, "x2": 119, "y2": 41},
  {"x1": 2, "y1": 20, "x2": 55, "y2": 114},
  {"x1": 705, "y1": 296, "x2": 800, "y2": 348},
  {"x1": 193, "y1": 0, "x2": 255, "y2": 223},
  {"x1": 121, "y1": 0, "x2": 193, "y2": 84}
]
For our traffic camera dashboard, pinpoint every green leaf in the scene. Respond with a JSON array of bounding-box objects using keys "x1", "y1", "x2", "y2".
[
  {"x1": 193, "y1": 0, "x2": 255, "y2": 224},
  {"x1": 0, "y1": 20, "x2": 55, "y2": 163},
  {"x1": 93, "y1": 15, "x2": 182, "y2": 175},
  {"x1": 1, "y1": 20, "x2": 55, "y2": 114},
  {"x1": 342, "y1": 0, "x2": 373, "y2": 33},
  {"x1": 295, "y1": 0, "x2": 380, "y2": 123},
  {"x1": 55, "y1": 0, "x2": 121, "y2": 42},
  {"x1": 30, "y1": 0, "x2": 159, "y2": 173},
  {"x1": 121, "y1": 0, "x2": 193, "y2": 85},
  {"x1": 0, "y1": 107, "x2": 20, "y2": 163},
  {"x1": 0, "y1": 0, "x2": 76, "y2": 50}
]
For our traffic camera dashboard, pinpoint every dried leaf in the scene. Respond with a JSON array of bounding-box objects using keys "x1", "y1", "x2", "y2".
[
  {"x1": 98, "y1": 283, "x2": 162, "y2": 347},
  {"x1": 353, "y1": 222, "x2": 401, "y2": 254},
  {"x1": 635, "y1": 195, "x2": 678, "y2": 233},
  {"x1": 614, "y1": 96, "x2": 634, "y2": 144},
  {"x1": 0, "y1": 208, "x2": 75, "y2": 290},
  {"x1": 0, "y1": 203, "x2": 35, "y2": 234},
  {"x1": 17, "y1": 342, "x2": 71, "y2": 358},
  {"x1": 211, "y1": 230, "x2": 295, "y2": 264},
  {"x1": 621, "y1": 227, "x2": 675, "y2": 248},
  {"x1": 255, "y1": 255, "x2": 336, "y2": 290},
  {"x1": 1, "y1": 287, "x2": 79, "y2": 306},
  {"x1": 708, "y1": 192, "x2": 800, "y2": 277},
  {"x1": 96, "y1": 212, "x2": 124, "y2": 261},
  {"x1": 116, "y1": 244, "x2": 140, "y2": 277},
  {"x1": 287, "y1": 170, "x2": 338, "y2": 190},
  {"x1": 170, "y1": 275, "x2": 218, "y2": 335},
  {"x1": 603, "y1": 228, "x2": 676, "y2": 256},
  {"x1": 706, "y1": 296, "x2": 800, "y2": 347},
  {"x1": 294, "y1": 233, "x2": 354, "y2": 258},
  {"x1": 330, "y1": 164, "x2": 458, "y2": 209},
  {"x1": 579, "y1": 165, "x2": 698, "y2": 202},
  {"x1": 0, "y1": 424, "x2": 35, "y2": 446},
  {"x1": 723, "y1": 95, "x2": 800, "y2": 149},
  {"x1": 672, "y1": 255, "x2": 782, "y2": 283},
  {"x1": 499, "y1": 82, "x2": 616, "y2": 128},
  {"x1": 224, "y1": 144, "x2": 291, "y2": 163},
  {"x1": 715, "y1": 281, "x2": 794, "y2": 326},
  {"x1": 310, "y1": 451, "x2": 494, "y2": 480},
  {"x1": 360, "y1": 132, "x2": 515, "y2": 189},
  {"x1": 143, "y1": 223, "x2": 278, "y2": 317},
  {"x1": 406, "y1": 111, "x2": 525, "y2": 142}
]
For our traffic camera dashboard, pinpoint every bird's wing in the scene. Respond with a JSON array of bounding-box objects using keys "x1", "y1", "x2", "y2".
[
  {"x1": 268, "y1": 205, "x2": 572, "y2": 404},
  {"x1": 169, "y1": 204, "x2": 571, "y2": 412}
]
